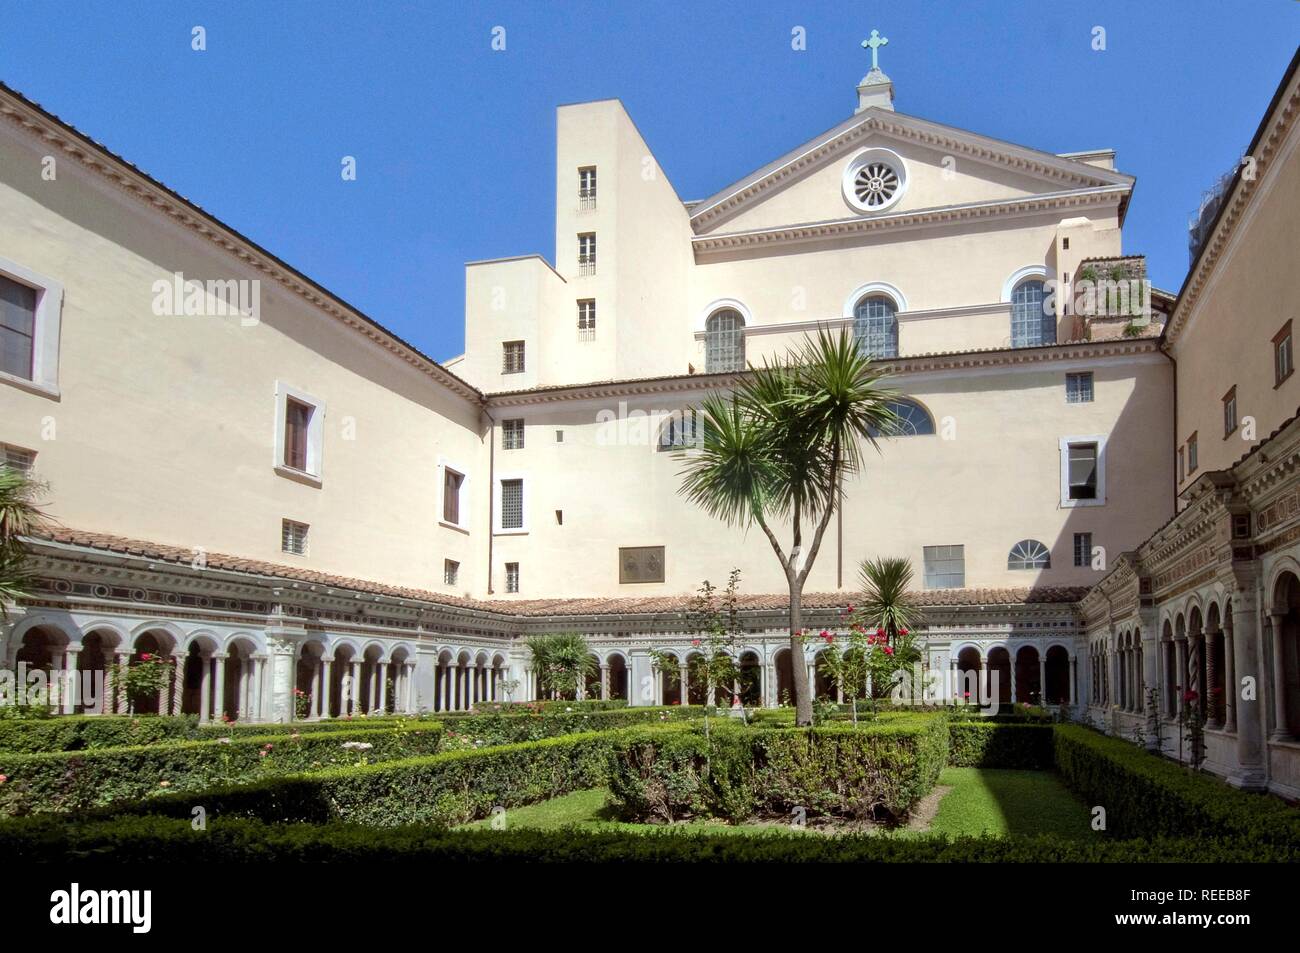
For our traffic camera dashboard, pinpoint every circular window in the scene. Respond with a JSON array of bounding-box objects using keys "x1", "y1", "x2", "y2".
[{"x1": 842, "y1": 148, "x2": 907, "y2": 214}]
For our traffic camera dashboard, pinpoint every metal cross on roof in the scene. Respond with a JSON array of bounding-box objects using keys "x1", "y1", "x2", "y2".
[{"x1": 862, "y1": 29, "x2": 889, "y2": 70}]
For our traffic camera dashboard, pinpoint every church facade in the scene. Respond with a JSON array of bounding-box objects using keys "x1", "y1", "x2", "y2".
[{"x1": 0, "y1": 47, "x2": 1297, "y2": 797}]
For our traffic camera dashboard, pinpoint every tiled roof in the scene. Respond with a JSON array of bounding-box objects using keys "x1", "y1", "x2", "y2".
[{"x1": 28, "y1": 527, "x2": 1087, "y2": 619}]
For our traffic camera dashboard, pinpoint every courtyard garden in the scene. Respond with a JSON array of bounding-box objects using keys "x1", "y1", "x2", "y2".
[{"x1": 0, "y1": 700, "x2": 1295, "y2": 862}]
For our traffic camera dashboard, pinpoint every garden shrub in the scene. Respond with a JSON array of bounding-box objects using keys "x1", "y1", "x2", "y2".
[
  {"x1": 947, "y1": 722, "x2": 1054, "y2": 769},
  {"x1": 0, "y1": 723, "x2": 442, "y2": 816},
  {"x1": 1, "y1": 814, "x2": 1289, "y2": 863},
  {"x1": 607, "y1": 713, "x2": 949, "y2": 825},
  {"x1": 438, "y1": 705, "x2": 700, "y2": 746},
  {"x1": 482, "y1": 699, "x2": 628, "y2": 713},
  {"x1": 0, "y1": 713, "x2": 433, "y2": 754},
  {"x1": 1053, "y1": 724, "x2": 1300, "y2": 846}
]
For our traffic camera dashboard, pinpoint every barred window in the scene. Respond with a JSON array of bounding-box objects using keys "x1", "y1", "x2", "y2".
[
  {"x1": 1073, "y1": 533, "x2": 1093, "y2": 568},
  {"x1": 923, "y1": 544, "x2": 964, "y2": 589},
  {"x1": 505, "y1": 561, "x2": 520, "y2": 593},
  {"x1": 704, "y1": 308, "x2": 745, "y2": 373},
  {"x1": 500, "y1": 479, "x2": 524, "y2": 530},
  {"x1": 1066, "y1": 372, "x2": 1094, "y2": 403},
  {"x1": 578, "y1": 233, "x2": 596, "y2": 275},
  {"x1": 1010, "y1": 279, "x2": 1054, "y2": 347},
  {"x1": 1, "y1": 444, "x2": 35, "y2": 474},
  {"x1": 281, "y1": 519, "x2": 309, "y2": 556},
  {"x1": 502, "y1": 418, "x2": 524, "y2": 450},
  {"x1": 578, "y1": 167, "x2": 596, "y2": 210},
  {"x1": 502, "y1": 340, "x2": 525, "y2": 374},
  {"x1": 577, "y1": 298, "x2": 596, "y2": 341},
  {"x1": 852, "y1": 295, "x2": 898, "y2": 359},
  {"x1": 444, "y1": 559, "x2": 459, "y2": 586},
  {"x1": 1008, "y1": 539, "x2": 1051, "y2": 570}
]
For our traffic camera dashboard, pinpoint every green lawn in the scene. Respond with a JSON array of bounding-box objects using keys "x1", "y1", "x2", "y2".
[
  {"x1": 926, "y1": 767, "x2": 1091, "y2": 839},
  {"x1": 462, "y1": 768, "x2": 1092, "y2": 839}
]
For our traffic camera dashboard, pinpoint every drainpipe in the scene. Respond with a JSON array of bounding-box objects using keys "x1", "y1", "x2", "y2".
[{"x1": 483, "y1": 405, "x2": 496, "y2": 594}]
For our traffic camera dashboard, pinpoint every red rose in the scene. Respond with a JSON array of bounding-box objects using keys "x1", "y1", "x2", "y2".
[{"x1": 141, "y1": 653, "x2": 153, "y2": 661}]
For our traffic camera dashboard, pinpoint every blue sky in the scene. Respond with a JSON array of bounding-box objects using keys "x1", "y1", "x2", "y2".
[{"x1": 1, "y1": 2, "x2": 1296, "y2": 361}]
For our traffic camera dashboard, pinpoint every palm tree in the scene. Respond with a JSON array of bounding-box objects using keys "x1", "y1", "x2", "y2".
[
  {"x1": 856, "y1": 556, "x2": 924, "y2": 704},
  {"x1": 0, "y1": 464, "x2": 49, "y2": 614},
  {"x1": 678, "y1": 329, "x2": 897, "y2": 725},
  {"x1": 525, "y1": 632, "x2": 597, "y2": 700}
]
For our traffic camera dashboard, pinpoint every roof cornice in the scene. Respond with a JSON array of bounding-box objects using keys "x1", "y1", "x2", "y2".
[
  {"x1": 691, "y1": 186, "x2": 1129, "y2": 255},
  {"x1": 689, "y1": 107, "x2": 1132, "y2": 232},
  {"x1": 0, "y1": 82, "x2": 485, "y2": 405}
]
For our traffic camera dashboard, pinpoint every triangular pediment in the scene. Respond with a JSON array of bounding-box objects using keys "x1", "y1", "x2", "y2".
[{"x1": 689, "y1": 107, "x2": 1133, "y2": 236}]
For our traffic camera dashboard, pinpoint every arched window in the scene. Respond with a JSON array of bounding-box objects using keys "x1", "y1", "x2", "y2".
[
  {"x1": 658, "y1": 409, "x2": 704, "y2": 451},
  {"x1": 853, "y1": 295, "x2": 898, "y2": 358},
  {"x1": 1010, "y1": 279, "x2": 1055, "y2": 347},
  {"x1": 1007, "y1": 539, "x2": 1051, "y2": 570},
  {"x1": 867, "y1": 398, "x2": 935, "y2": 437},
  {"x1": 705, "y1": 308, "x2": 745, "y2": 372}
]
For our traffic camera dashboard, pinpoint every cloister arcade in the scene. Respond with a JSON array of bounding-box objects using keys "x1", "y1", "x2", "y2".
[{"x1": 948, "y1": 642, "x2": 1076, "y2": 706}]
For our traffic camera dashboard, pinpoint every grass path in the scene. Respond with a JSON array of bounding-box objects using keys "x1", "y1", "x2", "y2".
[{"x1": 462, "y1": 768, "x2": 1092, "y2": 839}]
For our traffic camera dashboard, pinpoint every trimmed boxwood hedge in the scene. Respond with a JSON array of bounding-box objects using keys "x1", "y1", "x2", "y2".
[
  {"x1": 0, "y1": 723, "x2": 443, "y2": 816},
  {"x1": 947, "y1": 722, "x2": 1054, "y2": 769},
  {"x1": 104, "y1": 724, "x2": 656, "y2": 826},
  {"x1": 482, "y1": 700, "x2": 629, "y2": 713},
  {"x1": 0, "y1": 814, "x2": 1292, "y2": 863},
  {"x1": 437, "y1": 705, "x2": 701, "y2": 746},
  {"x1": 608, "y1": 715, "x2": 948, "y2": 824},
  {"x1": 0, "y1": 713, "x2": 435, "y2": 754},
  {"x1": 1053, "y1": 724, "x2": 1300, "y2": 846}
]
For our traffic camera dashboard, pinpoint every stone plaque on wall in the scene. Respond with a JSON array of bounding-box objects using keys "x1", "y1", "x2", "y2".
[{"x1": 619, "y1": 546, "x2": 665, "y2": 584}]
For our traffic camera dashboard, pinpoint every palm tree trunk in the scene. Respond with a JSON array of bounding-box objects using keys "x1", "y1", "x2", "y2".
[{"x1": 788, "y1": 581, "x2": 813, "y2": 726}]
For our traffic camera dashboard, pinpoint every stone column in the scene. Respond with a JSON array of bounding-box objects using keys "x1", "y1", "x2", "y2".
[
  {"x1": 349, "y1": 660, "x2": 361, "y2": 715},
  {"x1": 1068, "y1": 656, "x2": 1077, "y2": 706},
  {"x1": 1009, "y1": 654, "x2": 1018, "y2": 705},
  {"x1": 1205, "y1": 628, "x2": 1222, "y2": 729},
  {"x1": 212, "y1": 654, "x2": 227, "y2": 723},
  {"x1": 1038, "y1": 655, "x2": 1047, "y2": 707},
  {"x1": 1175, "y1": 639, "x2": 1187, "y2": 718},
  {"x1": 600, "y1": 663, "x2": 610, "y2": 700},
  {"x1": 198, "y1": 653, "x2": 212, "y2": 722},
  {"x1": 1269, "y1": 612, "x2": 1292, "y2": 740},
  {"x1": 252, "y1": 657, "x2": 266, "y2": 722},
  {"x1": 1229, "y1": 588, "x2": 1267, "y2": 789},
  {"x1": 378, "y1": 662, "x2": 389, "y2": 714},
  {"x1": 1224, "y1": 628, "x2": 1237, "y2": 733},
  {"x1": 62, "y1": 646, "x2": 81, "y2": 714},
  {"x1": 321, "y1": 659, "x2": 333, "y2": 718},
  {"x1": 170, "y1": 653, "x2": 185, "y2": 716},
  {"x1": 405, "y1": 662, "x2": 416, "y2": 712},
  {"x1": 678, "y1": 663, "x2": 689, "y2": 705}
]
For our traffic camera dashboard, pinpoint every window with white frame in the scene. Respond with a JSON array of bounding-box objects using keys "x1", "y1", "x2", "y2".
[
  {"x1": 852, "y1": 295, "x2": 898, "y2": 359},
  {"x1": 444, "y1": 559, "x2": 459, "y2": 586},
  {"x1": 1073, "y1": 532, "x2": 1093, "y2": 568},
  {"x1": 502, "y1": 418, "x2": 525, "y2": 450},
  {"x1": 658, "y1": 409, "x2": 703, "y2": 451},
  {"x1": 1060, "y1": 436, "x2": 1105, "y2": 506},
  {"x1": 1007, "y1": 539, "x2": 1051, "y2": 570},
  {"x1": 704, "y1": 308, "x2": 745, "y2": 372},
  {"x1": 923, "y1": 545, "x2": 964, "y2": 589},
  {"x1": 577, "y1": 299, "x2": 596, "y2": 340},
  {"x1": 1066, "y1": 372, "x2": 1094, "y2": 403},
  {"x1": 505, "y1": 561, "x2": 520, "y2": 593},
  {"x1": 1010, "y1": 279, "x2": 1054, "y2": 348},
  {"x1": 274, "y1": 383, "x2": 325, "y2": 482},
  {"x1": 1, "y1": 443, "x2": 35, "y2": 474},
  {"x1": 281, "y1": 519, "x2": 309, "y2": 556},
  {"x1": 500, "y1": 478, "x2": 524, "y2": 531},
  {"x1": 578, "y1": 167, "x2": 596, "y2": 210},
  {"x1": 578, "y1": 233, "x2": 596, "y2": 275},
  {"x1": 0, "y1": 257, "x2": 63, "y2": 395}
]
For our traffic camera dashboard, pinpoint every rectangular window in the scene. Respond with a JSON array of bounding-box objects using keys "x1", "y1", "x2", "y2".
[
  {"x1": 1177, "y1": 446, "x2": 1185, "y2": 484},
  {"x1": 500, "y1": 478, "x2": 524, "y2": 530},
  {"x1": 1073, "y1": 532, "x2": 1093, "y2": 568},
  {"x1": 443, "y1": 559, "x2": 459, "y2": 586},
  {"x1": 505, "y1": 561, "x2": 520, "y2": 593},
  {"x1": 1187, "y1": 432, "x2": 1198, "y2": 475},
  {"x1": 502, "y1": 340, "x2": 525, "y2": 374},
  {"x1": 443, "y1": 468, "x2": 464, "y2": 525},
  {"x1": 555, "y1": 429, "x2": 565, "y2": 443},
  {"x1": 619, "y1": 545, "x2": 666, "y2": 584},
  {"x1": 922, "y1": 544, "x2": 964, "y2": 589},
  {"x1": 577, "y1": 299, "x2": 596, "y2": 340},
  {"x1": 578, "y1": 167, "x2": 596, "y2": 210},
  {"x1": 1, "y1": 444, "x2": 35, "y2": 474},
  {"x1": 578, "y1": 233, "x2": 596, "y2": 275},
  {"x1": 1067, "y1": 443, "x2": 1098, "y2": 500},
  {"x1": 281, "y1": 519, "x2": 309, "y2": 556},
  {"x1": 1223, "y1": 386, "x2": 1237, "y2": 438},
  {"x1": 0, "y1": 273, "x2": 36, "y2": 381},
  {"x1": 502, "y1": 418, "x2": 525, "y2": 450},
  {"x1": 1275, "y1": 320, "x2": 1293, "y2": 387},
  {"x1": 283, "y1": 398, "x2": 312, "y2": 471},
  {"x1": 1066, "y1": 372, "x2": 1094, "y2": 403}
]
